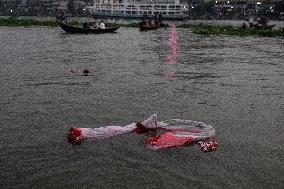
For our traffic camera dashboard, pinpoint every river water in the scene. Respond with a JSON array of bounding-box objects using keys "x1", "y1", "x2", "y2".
[{"x1": 0, "y1": 26, "x2": 283, "y2": 189}]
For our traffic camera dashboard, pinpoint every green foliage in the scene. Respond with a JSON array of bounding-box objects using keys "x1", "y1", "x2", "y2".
[
  {"x1": 193, "y1": 1, "x2": 215, "y2": 15},
  {"x1": 0, "y1": 18, "x2": 58, "y2": 27},
  {"x1": 274, "y1": 1, "x2": 284, "y2": 13},
  {"x1": 177, "y1": 23, "x2": 284, "y2": 37},
  {"x1": 0, "y1": 18, "x2": 97, "y2": 28}
]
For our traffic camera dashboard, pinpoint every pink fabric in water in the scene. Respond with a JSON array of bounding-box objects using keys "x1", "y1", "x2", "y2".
[{"x1": 144, "y1": 132, "x2": 193, "y2": 150}]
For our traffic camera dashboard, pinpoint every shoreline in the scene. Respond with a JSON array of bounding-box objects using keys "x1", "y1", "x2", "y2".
[{"x1": 1, "y1": 17, "x2": 283, "y2": 37}]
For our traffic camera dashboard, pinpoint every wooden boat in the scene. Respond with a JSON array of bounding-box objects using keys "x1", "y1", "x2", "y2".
[{"x1": 56, "y1": 20, "x2": 119, "y2": 34}]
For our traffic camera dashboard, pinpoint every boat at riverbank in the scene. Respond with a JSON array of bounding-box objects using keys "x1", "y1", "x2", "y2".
[
  {"x1": 87, "y1": 0, "x2": 188, "y2": 20},
  {"x1": 56, "y1": 20, "x2": 120, "y2": 34}
]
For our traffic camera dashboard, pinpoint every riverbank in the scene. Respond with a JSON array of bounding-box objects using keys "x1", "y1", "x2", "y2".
[
  {"x1": 0, "y1": 17, "x2": 82, "y2": 27},
  {"x1": 177, "y1": 23, "x2": 284, "y2": 37},
  {"x1": 1, "y1": 17, "x2": 283, "y2": 37}
]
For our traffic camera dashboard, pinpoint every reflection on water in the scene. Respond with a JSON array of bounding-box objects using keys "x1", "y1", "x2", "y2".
[
  {"x1": 166, "y1": 23, "x2": 178, "y2": 65},
  {"x1": 164, "y1": 22, "x2": 178, "y2": 79}
]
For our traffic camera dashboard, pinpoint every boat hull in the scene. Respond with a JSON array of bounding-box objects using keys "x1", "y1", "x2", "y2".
[{"x1": 56, "y1": 20, "x2": 120, "y2": 34}]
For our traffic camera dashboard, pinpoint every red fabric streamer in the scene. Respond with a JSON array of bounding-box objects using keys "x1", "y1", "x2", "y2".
[{"x1": 143, "y1": 132, "x2": 193, "y2": 150}]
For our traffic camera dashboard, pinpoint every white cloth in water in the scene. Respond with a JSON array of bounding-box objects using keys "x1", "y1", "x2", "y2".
[
  {"x1": 142, "y1": 114, "x2": 159, "y2": 128},
  {"x1": 79, "y1": 114, "x2": 158, "y2": 140},
  {"x1": 80, "y1": 123, "x2": 136, "y2": 140}
]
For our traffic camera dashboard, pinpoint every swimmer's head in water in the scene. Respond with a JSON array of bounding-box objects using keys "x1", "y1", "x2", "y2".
[{"x1": 83, "y1": 69, "x2": 90, "y2": 76}]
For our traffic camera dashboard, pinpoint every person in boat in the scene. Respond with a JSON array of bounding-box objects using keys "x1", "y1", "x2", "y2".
[
  {"x1": 154, "y1": 13, "x2": 163, "y2": 27},
  {"x1": 241, "y1": 22, "x2": 247, "y2": 29},
  {"x1": 56, "y1": 11, "x2": 65, "y2": 20},
  {"x1": 158, "y1": 13, "x2": 163, "y2": 26},
  {"x1": 99, "y1": 21, "x2": 106, "y2": 29},
  {"x1": 95, "y1": 21, "x2": 99, "y2": 29},
  {"x1": 141, "y1": 18, "x2": 146, "y2": 27},
  {"x1": 145, "y1": 20, "x2": 150, "y2": 27},
  {"x1": 154, "y1": 13, "x2": 159, "y2": 26},
  {"x1": 149, "y1": 20, "x2": 156, "y2": 27},
  {"x1": 56, "y1": 11, "x2": 67, "y2": 23}
]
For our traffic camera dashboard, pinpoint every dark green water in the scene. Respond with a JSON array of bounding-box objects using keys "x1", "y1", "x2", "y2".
[{"x1": 0, "y1": 26, "x2": 283, "y2": 189}]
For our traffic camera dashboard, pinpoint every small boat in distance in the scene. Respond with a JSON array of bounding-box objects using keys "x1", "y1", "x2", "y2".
[{"x1": 56, "y1": 20, "x2": 120, "y2": 34}]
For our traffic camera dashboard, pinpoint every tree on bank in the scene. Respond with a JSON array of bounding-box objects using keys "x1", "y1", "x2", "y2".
[
  {"x1": 191, "y1": 1, "x2": 215, "y2": 18},
  {"x1": 275, "y1": 1, "x2": 284, "y2": 13},
  {"x1": 67, "y1": 0, "x2": 75, "y2": 14},
  {"x1": 66, "y1": 0, "x2": 89, "y2": 16}
]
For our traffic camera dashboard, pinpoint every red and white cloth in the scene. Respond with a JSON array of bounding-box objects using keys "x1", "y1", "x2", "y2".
[{"x1": 67, "y1": 114, "x2": 218, "y2": 152}]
